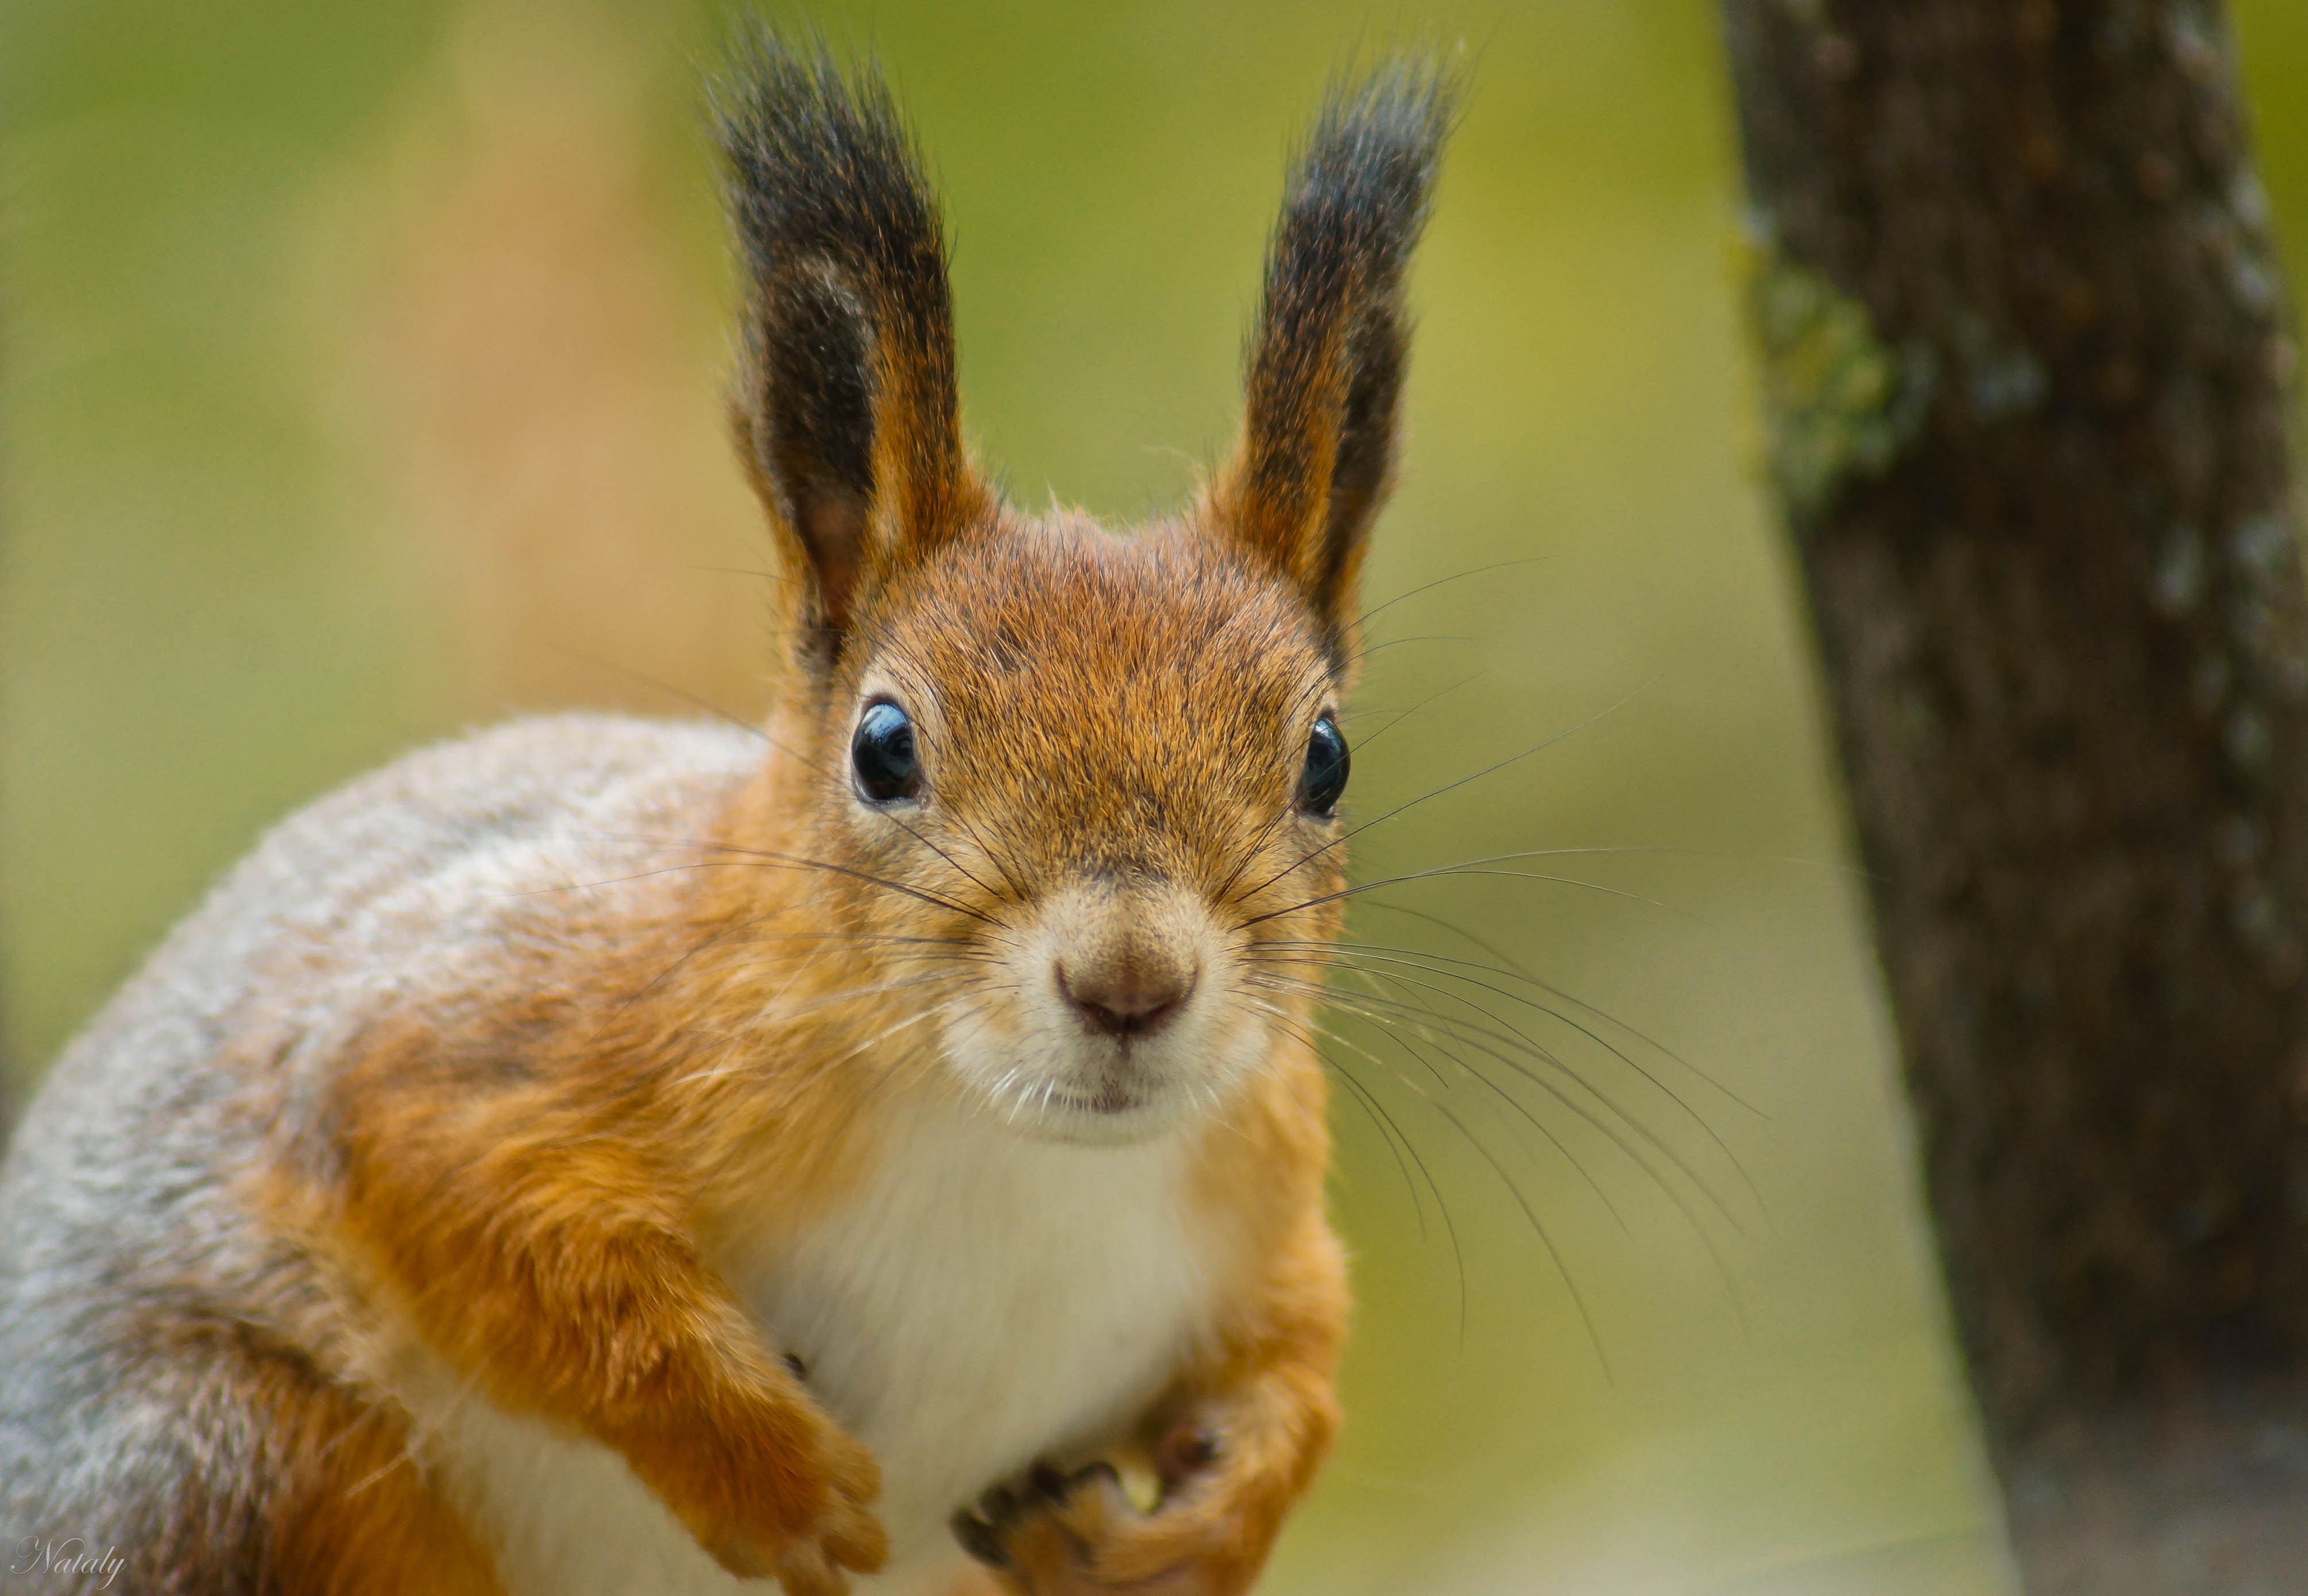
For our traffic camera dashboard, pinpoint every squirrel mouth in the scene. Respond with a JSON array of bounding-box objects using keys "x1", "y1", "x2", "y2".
[
  {"x1": 1086, "y1": 1080, "x2": 1144, "y2": 1116},
  {"x1": 1062, "y1": 1056, "x2": 1157, "y2": 1117},
  {"x1": 1037, "y1": 1084, "x2": 1151, "y2": 1119}
]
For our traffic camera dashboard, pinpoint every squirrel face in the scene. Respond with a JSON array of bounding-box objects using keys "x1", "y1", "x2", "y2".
[
  {"x1": 715, "y1": 48, "x2": 1447, "y2": 1144},
  {"x1": 815, "y1": 517, "x2": 1349, "y2": 1142}
]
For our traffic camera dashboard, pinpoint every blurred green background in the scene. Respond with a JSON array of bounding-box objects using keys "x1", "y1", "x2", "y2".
[{"x1": 4, "y1": 2, "x2": 2304, "y2": 1591}]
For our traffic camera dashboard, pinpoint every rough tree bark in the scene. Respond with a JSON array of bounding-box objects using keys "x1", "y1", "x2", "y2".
[{"x1": 1716, "y1": 1, "x2": 2308, "y2": 1587}]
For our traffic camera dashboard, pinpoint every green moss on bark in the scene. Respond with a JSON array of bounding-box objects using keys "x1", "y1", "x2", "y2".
[{"x1": 1745, "y1": 250, "x2": 1935, "y2": 519}]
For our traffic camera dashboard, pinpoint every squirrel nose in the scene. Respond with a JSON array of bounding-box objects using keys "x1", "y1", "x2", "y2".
[{"x1": 1055, "y1": 956, "x2": 1196, "y2": 1040}]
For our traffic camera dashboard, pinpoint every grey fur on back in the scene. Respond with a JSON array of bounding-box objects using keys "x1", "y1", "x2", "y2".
[{"x1": 0, "y1": 715, "x2": 761, "y2": 1588}]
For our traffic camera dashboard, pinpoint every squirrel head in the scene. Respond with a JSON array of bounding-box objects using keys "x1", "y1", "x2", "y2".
[{"x1": 715, "y1": 39, "x2": 1453, "y2": 1142}]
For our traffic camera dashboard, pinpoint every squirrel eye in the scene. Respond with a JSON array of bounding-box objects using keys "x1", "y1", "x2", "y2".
[
  {"x1": 851, "y1": 701, "x2": 921, "y2": 803},
  {"x1": 1298, "y1": 715, "x2": 1350, "y2": 816}
]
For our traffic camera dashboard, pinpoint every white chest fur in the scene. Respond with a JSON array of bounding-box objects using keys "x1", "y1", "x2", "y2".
[
  {"x1": 734, "y1": 1099, "x2": 1230, "y2": 1578},
  {"x1": 418, "y1": 1097, "x2": 1231, "y2": 1596}
]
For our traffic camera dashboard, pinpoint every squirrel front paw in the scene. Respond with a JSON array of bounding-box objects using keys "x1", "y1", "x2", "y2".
[
  {"x1": 638, "y1": 1402, "x2": 888, "y2": 1595},
  {"x1": 952, "y1": 1426, "x2": 1263, "y2": 1596}
]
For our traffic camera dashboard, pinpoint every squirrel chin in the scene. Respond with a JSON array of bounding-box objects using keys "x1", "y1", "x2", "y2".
[
  {"x1": 938, "y1": 1006, "x2": 1273, "y2": 1149},
  {"x1": 948, "y1": 1068, "x2": 1246, "y2": 1149}
]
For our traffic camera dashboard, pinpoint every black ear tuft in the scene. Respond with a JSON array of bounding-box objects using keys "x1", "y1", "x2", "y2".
[
  {"x1": 1219, "y1": 56, "x2": 1460, "y2": 664},
  {"x1": 713, "y1": 30, "x2": 984, "y2": 665}
]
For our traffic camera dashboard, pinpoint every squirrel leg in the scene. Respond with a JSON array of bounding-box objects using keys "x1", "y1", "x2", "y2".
[{"x1": 321, "y1": 1061, "x2": 887, "y2": 1595}]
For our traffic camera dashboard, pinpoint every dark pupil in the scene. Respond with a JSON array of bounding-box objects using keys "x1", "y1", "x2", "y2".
[
  {"x1": 852, "y1": 702, "x2": 919, "y2": 802},
  {"x1": 1298, "y1": 716, "x2": 1350, "y2": 816}
]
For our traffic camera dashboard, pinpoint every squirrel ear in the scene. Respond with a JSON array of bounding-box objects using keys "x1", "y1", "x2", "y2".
[
  {"x1": 717, "y1": 36, "x2": 987, "y2": 668},
  {"x1": 1213, "y1": 59, "x2": 1456, "y2": 665}
]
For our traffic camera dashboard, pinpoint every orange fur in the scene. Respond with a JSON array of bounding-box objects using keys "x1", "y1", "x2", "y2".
[
  {"x1": 260, "y1": 1360, "x2": 508, "y2": 1596},
  {"x1": 100, "y1": 1309, "x2": 507, "y2": 1595}
]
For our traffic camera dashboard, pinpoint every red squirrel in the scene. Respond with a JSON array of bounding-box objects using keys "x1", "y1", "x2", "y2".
[{"x1": 0, "y1": 32, "x2": 1453, "y2": 1596}]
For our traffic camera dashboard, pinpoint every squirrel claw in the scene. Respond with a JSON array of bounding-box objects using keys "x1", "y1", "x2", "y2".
[
  {"x1": 706, "y1": 1537, "x2": 776, "y2": 1581},
  {"x1": 953, "y1": 1459, "x2": 1149, "y2": 1592},
  {"x1": 702, "y1": 1529, "x2": 868, "y2": 1596},
  {"x1": 952, "y1": 1505, "x2": 1014, "y2": 1570},
  {"x1": 952, "y1": 1437, "x2": 1277, "y2": 1596},
  {"x1": 772, "y1": 1540, "x2": 851, "y2": 1596}
]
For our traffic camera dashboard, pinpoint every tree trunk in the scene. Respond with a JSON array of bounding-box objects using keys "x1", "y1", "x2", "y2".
[{"x1": 1716, "y1": 1, "x2": 2308, "y2": 1586}]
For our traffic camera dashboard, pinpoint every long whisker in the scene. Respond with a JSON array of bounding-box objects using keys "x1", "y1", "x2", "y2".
[
  {"x1": 1357, "y1": 841, "x2": 1862, "y2": 874},
  {"x1": 739, "y1": 969, "x2": 976, "y2": 1028},
  {"x1": 945, "y1": 808, "x2": 1031, "y2": 901},
  {"x1": 1340, "y1": 973, "x2": 1751, "y2": 1326},
  {"x1": 1351, "y1": 554, "x2": 1553, "y2": 632},
  {"x1": 1345, "y1": 671, "x2": 1483, "y2": 753},
  {"x1": 1244, "y1": 990, "x2": 1430, "y2": 1235},
  {"x1": 710, "y1": 929, "x2": 989, "y2": 952},
  {"x1": 606, "y1": 915, "x2": 986, "y2": 1044},
  {"x1": 1212, "y1": 797, "x2": 1306, "y2": 907},
  {"x1": 1354, "y1": 900, "x2": 1769, "y2": 1119},
  {"x1": 1230, "y1": 675, "x2": 1665, "y2": 907},
  {"x1": 655, "y1": 925, "x2": 1000, "y2": 993},
  {"x1": 1234, "y1": 863, "x2": 1694, "y2": 932},
  {"x1": 1313, "y1": 1003, "x2": 1611, "y2": 1378},
  {"x1": 1257, "y1": 939, "x2": 1766, "y2": 1218},
  {"x1": 874, "y1": 811, "x2": 1006, "y2": 902},
  {"x1": 1250, "y1": 996, "x2": 1468, "y2": 1344},
  {"x1": 1248, "y1": 965, "x2": 1752, "y2": 1325},
  {"x1": 542, "y1": 646, "x2": 771, "y2": 745},
  {"x1": 1294, "y1": 1021, "x2": 1432, "y2": 1239},
  {"x1": 612, "y1": 908, "x2": 791, "y2": 1018},
  {"x1": 667, "y1": 977, "x2": 980, "y2": 1088},
  {"x1": 1248, "y1": 959, "x2": 1748, "y2": 1237},
  {"x1": 1250, "y1": 971, "x2": 1633, "y2": 1235},
  {"x1": 1343, "y1": 633, "x2": 1478, "y2": 667},
  {"x1": 561, "y1": 834, "x2": 1010, "y2": 930},
  {"x1": 834, "y1": 992, "x2": 1002, "y2": 1128}
]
